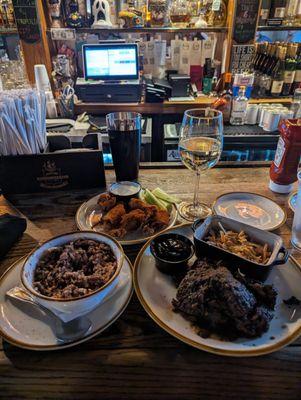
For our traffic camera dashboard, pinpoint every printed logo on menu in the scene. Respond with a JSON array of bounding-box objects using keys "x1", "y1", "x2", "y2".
[{"x1": 36, "y1": 161, "x2": 69, "y2": 189}]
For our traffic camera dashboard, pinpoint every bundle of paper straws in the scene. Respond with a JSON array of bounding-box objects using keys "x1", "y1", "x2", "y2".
[{"x1": 0, "y1": 89, "x2": 47, "y2": 156}]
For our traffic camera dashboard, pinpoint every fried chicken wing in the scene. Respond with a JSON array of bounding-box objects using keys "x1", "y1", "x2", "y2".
[
  {"x1": 102, "y1": 203, "x2": 126, "y2": 229},
  {"x1": 129, "y1": 198, "x2": 157, "y2": 220},
  {"x1": 120, "y1": 209, "x2": 146, "y2": 232},
  {"x1": 97, "y1": 193, "x2": 116, "y2": 212},
  {"x1": 142, "y1": 209, "x2": 170, "y2": 235}
]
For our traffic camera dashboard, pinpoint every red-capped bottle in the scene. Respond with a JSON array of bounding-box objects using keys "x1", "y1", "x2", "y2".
[{"x1": 269, "y1": 119, "x2": 301, "y2": 194}]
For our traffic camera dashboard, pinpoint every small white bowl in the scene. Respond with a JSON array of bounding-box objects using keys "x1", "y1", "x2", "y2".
[{"x1": 21, "y1": 231, "x2": 124, "y2": 322}]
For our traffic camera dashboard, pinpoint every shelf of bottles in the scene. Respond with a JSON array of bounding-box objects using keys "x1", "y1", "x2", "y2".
[
  {"x1": 0, "y1": 0, "x2": 17, "y2": 35},
  {"x1": 46, "y1": 0, "x2": 228, "y2": 32},
  {"x1": 258, "y1": 0, "x2": 301, "y2": 29},
  {"x1": 253, "y1": 42, "x2": 301, "y2": 98},
  {"x1": 75, "y1": 26, "x2": 228, "y2": 33}
]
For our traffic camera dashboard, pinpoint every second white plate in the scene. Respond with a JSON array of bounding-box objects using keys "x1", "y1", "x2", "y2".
[{"x1": 213, "y1": 192, "x2": 286, "y2": 231}]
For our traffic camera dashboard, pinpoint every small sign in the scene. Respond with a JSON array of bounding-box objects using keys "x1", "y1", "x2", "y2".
[
  {"x1": 51, "y1": 28, "x2": 76, "y2": 41},
  {"x1": 230, "y1": 44, "x2": 255, "y2": 74},
  {"x1": 233, "y1": 0, "x2": 260, "y2": 44},
  {"x1": 12, "y1": 0, "x2": 41, "y2": 44}
]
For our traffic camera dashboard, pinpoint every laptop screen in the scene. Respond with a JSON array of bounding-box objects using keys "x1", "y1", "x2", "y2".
[{"x1": 83, "y1": 44, "x2": 139, "y2": 81}]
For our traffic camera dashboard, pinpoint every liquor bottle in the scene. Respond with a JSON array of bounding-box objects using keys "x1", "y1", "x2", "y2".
[
  {"x1": 270, "y1": 46, "x2": 286, "y2": 96},
  {"x1": 269, "y1": 0, "x2": 287, "y2": 24},
  {"x1": 220, "y1": 73, "x2": 233, "y2": 123},
  {"x1": 259, "y1": 0, "x2": 271, "y2": 25},
  {"x1": 230, "y1": 86, "x2": 248, "y2": 126},
  {"x1": 66, "y1": 0, "x2": 84, "y2": 28},
  {"x1": 292, "y1": 44, "x2": 301, "y2": 91},
  {"x1": 203, "y1": 0, "x2": 227, "y2": 27},
  {"x1": 284, "y1": 0, "x2": 298, "y2": 25},
  {"x1": 282, "y1": 44, "x2": 298, "y2": 96},
  {"x1": 7, "y1": 0, "x2": 14, "y2": 27},
  {"x1": 202, "y1": 58, "x2": 214, "y2": 95}
]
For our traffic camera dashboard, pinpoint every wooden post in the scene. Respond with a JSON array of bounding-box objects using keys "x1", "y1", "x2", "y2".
[{"x1": 13, "y1": 0, "x2": 52, "y2": 84}]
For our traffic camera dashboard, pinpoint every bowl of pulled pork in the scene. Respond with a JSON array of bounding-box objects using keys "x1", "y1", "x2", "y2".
[{"x1": 21, "y1": 232, "x2": 124, "y2": 322}]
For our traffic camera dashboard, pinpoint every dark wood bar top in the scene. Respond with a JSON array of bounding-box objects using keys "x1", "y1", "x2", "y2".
[{"x1": 0, "y1": 167, "x2": 301, "y2": 400}]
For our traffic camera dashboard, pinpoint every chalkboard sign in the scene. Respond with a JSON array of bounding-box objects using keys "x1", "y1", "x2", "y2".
[
  {"x1": 12, "y1": 0, "x2": 41, "y2": 43},
  {"x1": 230, "y1": 45, "x2": 255, "y2": 74},
  {"x1": 233, "y1": 0, "x2": 260, "y2": 44}
]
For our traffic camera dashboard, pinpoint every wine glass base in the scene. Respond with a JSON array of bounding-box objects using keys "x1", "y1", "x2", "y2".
[
  {"x1": 178, "y1": 201, "x2": 212, "y2": 222},
  {"x1": 291, "y1": 238, "x2": 301, "y2": 252}
]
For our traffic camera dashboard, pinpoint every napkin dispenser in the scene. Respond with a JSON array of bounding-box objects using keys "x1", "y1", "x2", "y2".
[{"x1": 0, "y1": 133, "x2": 106, "y2": 195}]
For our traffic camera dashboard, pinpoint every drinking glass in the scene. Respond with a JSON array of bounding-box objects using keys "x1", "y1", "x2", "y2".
[
  {"x1": 106, "y1": 112, "x2": 141, "y2": 182},
  {"x1": 178, "y1": 108, "x2": 223, "y2": 221},
  {"x1": 291, "y1": 170, "x2": 301, "y2": 251}
]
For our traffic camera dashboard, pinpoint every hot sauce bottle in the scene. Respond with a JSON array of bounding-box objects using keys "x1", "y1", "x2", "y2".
[{"x1": 269, "y1": 119, "x2": 301, "y2": 194}]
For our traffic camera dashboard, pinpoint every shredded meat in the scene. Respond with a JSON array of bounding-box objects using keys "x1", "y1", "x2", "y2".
[
  {"x1": 33, "y1": 239, "x2": 117, "y2": 299},
  {"x1": 172, "y1": 259, "x2": 277, "y2": 339}
]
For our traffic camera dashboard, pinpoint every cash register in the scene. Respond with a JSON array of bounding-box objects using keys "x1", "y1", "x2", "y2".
[{"x1": 75, "y1": 43, "x2": 142, "y2": 103}]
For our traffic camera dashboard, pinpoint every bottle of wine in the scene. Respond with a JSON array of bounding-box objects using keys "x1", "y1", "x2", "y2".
[
  {"x1": 270, "y1": 46, "x2": 287, "y2": 96},
  {"x1": 259, "y1": 44, "x2": 278, "y2": 96},
  {"x1": 259, "y1": 0, "x2": 271, "y2": 25},
  {"x1": 282, "y1": 44, "x2": 298, "y2": 96},
  {"x1": 270, "y1": 0, "x2": 287, "y2": 24}
]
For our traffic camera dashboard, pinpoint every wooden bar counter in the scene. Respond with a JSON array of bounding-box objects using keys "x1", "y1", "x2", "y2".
[{"x1": 0, "y1": 166, "x2": 301, "y2": 400}]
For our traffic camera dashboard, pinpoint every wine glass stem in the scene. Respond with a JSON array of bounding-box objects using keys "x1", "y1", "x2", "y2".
[{"x1": 193, "y1": 171, "x2": 201, "y2": 209}]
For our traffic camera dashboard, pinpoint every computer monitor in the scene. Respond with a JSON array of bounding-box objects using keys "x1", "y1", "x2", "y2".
[{"x1": 83, "y1": 43, "x2": 139, "y2": 81}]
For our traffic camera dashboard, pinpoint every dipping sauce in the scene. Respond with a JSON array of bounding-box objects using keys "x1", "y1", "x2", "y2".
[
  {"x1": 155, "y1": 236, "x2": 192, "y2": 261},
  {"x1": 150, "y1": 233, "x2": 194, "y2": 275},
  {"x1": 109, "y1": 181, "x2": 141, "y2": 198}
]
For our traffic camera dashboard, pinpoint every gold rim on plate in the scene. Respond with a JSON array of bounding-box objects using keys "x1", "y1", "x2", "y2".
[
  {"x1": 212, "y1": 191, "x2": 287, "y2": 231},
  {"x1": 0, "y1": 256, "x2": 133, "y2": 351},
  {"x1": 133, "y1": 223, "x2": 301, "y2": 357}
]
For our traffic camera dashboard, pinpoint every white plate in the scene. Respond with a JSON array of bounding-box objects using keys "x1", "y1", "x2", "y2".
[
  {"x1": 134, "y1": 224, "x2": 301, "y2": 357},
  {"x1": 76, "y1": 193, "x2": 178, "y2": 246},
  {"x1": 0, "y1": 256, "x2": 133, "y2": 351},
  {"x1": 288, "y1": 192, "x2": 297, "y2": 213},
  {"x1": 213, "y1": 192, "x2": 286, "y2": 231}
]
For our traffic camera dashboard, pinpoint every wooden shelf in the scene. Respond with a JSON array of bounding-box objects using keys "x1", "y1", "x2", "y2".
[
  {"x1": 73, "y1": 26, "x2": 228, "y2": 34},
  {"x1": 257, "y1": 25, "x2": 301, "y2": 31}
]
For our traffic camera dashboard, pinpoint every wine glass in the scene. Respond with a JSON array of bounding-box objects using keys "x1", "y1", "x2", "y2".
[{"x1": 178, "y1": 108, "x2": 223, "y2": 221}]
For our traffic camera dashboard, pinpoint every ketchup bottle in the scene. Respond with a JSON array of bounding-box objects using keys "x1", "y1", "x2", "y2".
[{"x1": 269, "y1": 119, "x2": 301, "y2": 194}]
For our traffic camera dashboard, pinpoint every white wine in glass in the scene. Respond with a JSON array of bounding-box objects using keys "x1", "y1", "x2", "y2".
[{"x1": 178, "y1": 109, "x2": 223, "y2": 221}]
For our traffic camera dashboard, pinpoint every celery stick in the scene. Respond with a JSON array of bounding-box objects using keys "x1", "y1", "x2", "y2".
[
  {"x1": 144, "y1": 189, "x2": 167, "y2": 210},
  {"x1": 152, "y1": 187, "x2": 181, "y2": 204}
]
